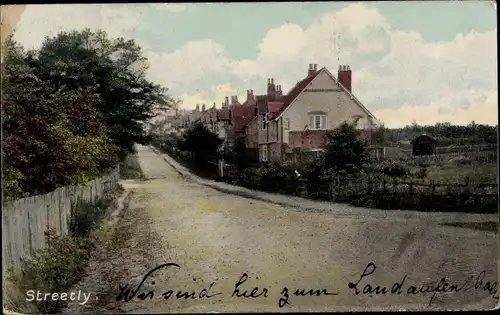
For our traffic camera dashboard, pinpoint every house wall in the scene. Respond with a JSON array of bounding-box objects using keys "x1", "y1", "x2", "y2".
[
  {"x1": 257, "y1": 117, "x2": 279, "y2": 144},
  {"x1": 280, "y1": 70, "x2": 375, "y2": 145},
  {"x1": 245, "y1": 118, "x2": 259, "y2": 149},
  {"x1": 289, "y1": 130, "x2": 328, "y2": 150}
]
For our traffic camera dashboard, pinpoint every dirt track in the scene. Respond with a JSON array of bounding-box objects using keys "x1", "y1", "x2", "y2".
[{"x1": 63, "y1": 145, "x2": 499, "y2": 313}]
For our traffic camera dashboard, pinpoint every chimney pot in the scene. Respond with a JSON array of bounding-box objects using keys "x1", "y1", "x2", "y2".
[
  {"x1": 271, "y1": 78, "x2": 274, "y2": 84},
  {"x1": 267, "y1": 78, "x2": 271, "y2": 84},
  {"x1": 338, "y1": 65, "x2": 352, "y2": 92},
  {"x1": 313, "y1": 64, "x2": 317, "y2": 70},
  {"x1": 234, "y1": 96, "x2": 238, "y2": 102}
]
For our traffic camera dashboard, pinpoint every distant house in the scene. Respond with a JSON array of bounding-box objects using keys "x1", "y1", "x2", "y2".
[{"x1": 411, "y1": 134, "x2": 437, "y2": 156}]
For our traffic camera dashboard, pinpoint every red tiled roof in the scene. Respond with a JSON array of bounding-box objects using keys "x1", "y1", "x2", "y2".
[
  {"x1": 217, "y1": 107, "x2": 231, "y2": 121},
  {"x1": 276, "y1": 70, "x2": 320, "y2": 118},
  {"x1": 230, "y1": 104, "x2": 257, "y2": 133},
  {"x1": 267, "y1": 101, "x2": 284, "y2": 113}
]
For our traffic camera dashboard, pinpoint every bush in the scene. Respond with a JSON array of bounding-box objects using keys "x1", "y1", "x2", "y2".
[
  {"x1": 10, "y1": 229, "x2": 93, "y2": 314},
  {"x1": 5, "y1": 188, "x2": 120, "y2": 314},
  {"x1": 69, "y1": 197, "x2": 110, "y2": 238},
  {"x1": 370, "y1": 161, "x2": 411, "y2": 178}
]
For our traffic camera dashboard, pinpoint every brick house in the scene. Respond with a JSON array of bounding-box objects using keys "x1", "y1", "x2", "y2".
[{"x1": 245, "y1": 63, "x2": 379, "y2": 162}]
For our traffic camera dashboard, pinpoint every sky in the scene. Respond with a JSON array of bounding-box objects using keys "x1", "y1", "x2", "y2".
[{"x1": 10, "y1": 1, "x2": 498, "y2": 128}]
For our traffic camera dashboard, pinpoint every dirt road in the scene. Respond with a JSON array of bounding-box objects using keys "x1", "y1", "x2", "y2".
[{"x1": 63, "y1": 145, "x2": 498, "y2": 313}]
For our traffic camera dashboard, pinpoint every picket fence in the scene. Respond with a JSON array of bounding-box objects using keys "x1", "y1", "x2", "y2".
[{"x1": 2, "y1": 166, "x2": 120, "y2": 275}]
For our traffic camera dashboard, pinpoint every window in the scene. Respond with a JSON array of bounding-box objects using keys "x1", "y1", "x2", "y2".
[
  {"x1": 309, "y1": 115, "x2": 327, "y2": 130},
  {"x1": 284, "y1": 118, "x2": 290, "y2": 130},
  {"x1": 311, "y1": 148, "x2": 324, "y2": 159},
  {"x1": 261, "y1": 145, "x2": 268, "y2": 162}
]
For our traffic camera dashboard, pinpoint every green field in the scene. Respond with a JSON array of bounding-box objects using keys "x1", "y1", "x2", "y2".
[
  {"x1": 427, "y1": 162, "x2": 498, "y2": 183},
  {"x1": 412, "y1": 162, "x2": 498, "y2": 184}
]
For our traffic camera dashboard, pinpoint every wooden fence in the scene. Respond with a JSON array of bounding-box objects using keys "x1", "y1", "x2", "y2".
[{"x1": 2, "y1": 166, "x2": 120, "y2": 275}]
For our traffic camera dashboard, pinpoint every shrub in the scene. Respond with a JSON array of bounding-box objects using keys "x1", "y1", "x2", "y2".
[
  {"x1": 370, "y1": 161, "x2": 411, "y2": 178},
  {"x1": 69, "y1": 197, "x2": 109, "y2": 238},
  {"x1": 11, "y1": 229, "x2": 93, "y2": 314}
]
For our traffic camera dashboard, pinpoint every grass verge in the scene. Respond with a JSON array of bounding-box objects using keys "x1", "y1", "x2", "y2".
[
  {"x1": 441, "y1": 221, "x2": 498, "y2": 233},
  {"x1": 120, "y1": 152, "x2": 145, "y2": 180},
  {"x1": 3, "y1": 185, "x2": 124, "y2": 314}
]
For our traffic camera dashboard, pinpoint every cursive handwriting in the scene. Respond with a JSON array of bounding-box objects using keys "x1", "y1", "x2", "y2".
[
  {"x1": 278, "y1": 286, "x2": 339, "y2": 308},
  {"x1": 116, "y1": 263, "x2": 222, "y2": 302},
  {"x1": 232, "y1": 273, "x2": 269, "y2": 298},
  {"x1": 347, "y1": 262, "x2": 499, "y2": 306}
]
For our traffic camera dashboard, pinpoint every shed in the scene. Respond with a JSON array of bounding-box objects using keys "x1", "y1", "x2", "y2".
[{"x1": 410, "y1": 134, "x2": 437, "y2": 156}]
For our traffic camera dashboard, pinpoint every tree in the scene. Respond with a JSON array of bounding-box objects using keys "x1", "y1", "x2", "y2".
[
  {"x1": 34, "y1": 29, "x2": 174, "y2": 156},
  {"x1": 2, "y1": 39, "x2": 116, "y2": 198},
  {"x1": 370, "y1": 123, "x2": 387, "y2": 145},
  {"x1": 225, "y1": 137, "x2": 254, "y2": 170},
  {"x1": 1, "y1": 29, "x2": 174, "y2": 199},
  {"x1": 180, "y1": 123, "x2": 222, "y2": 173},
  {"x1": 322, "y1": 121, "x2": 369, "y2": 177}
]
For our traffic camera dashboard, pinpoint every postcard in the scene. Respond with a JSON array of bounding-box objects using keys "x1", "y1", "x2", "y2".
[{"x1": 2, "y1": 2, "x2": 498, "y2": 313}]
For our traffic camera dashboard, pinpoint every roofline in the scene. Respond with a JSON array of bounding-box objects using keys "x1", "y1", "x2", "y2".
[
  {"x1": 322, "y1": 67, "x2": 379, "y2": 122},
  {"x1": 274, "y1": 70, "x2": 322, "y2": 120}
]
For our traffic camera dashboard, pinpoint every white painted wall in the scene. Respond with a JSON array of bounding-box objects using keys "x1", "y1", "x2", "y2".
[{"x1": 280, "y1": 70, "x2": 375, "y2": 144}]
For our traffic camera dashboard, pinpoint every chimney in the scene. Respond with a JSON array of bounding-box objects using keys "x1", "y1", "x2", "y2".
[
  {"x1": 212, "y1": 102, "x2": 216, "y2": 109},
  {"x1": 267, "y1": 78, "x2": 276, "y2": 99},
  {"x1": 338, "y1": 65, "x2": 352, "y2": 92},
  {"x1": 224, "y1": 96, "x2": 229, "y2": 107},
  {"x1": 308, "y1": 63, "x2": 316, "y2": 77},
  {"x1": 276, "y1": 85, "x2": 283, "y2": 97},
  {"x1": 246, "y1": 89, "x2": 255, "y2": 102},
  {"x1": 195, "y1": 104, "x2": 200, "y2": 111},
  {"x1": 233, "y1": 96, "x2": 239, "y2": 104},
  {"x1": 202, "y1": 104, "x2": 206, "y2": 111}
]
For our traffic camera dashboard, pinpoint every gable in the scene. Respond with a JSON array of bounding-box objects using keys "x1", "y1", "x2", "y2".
[{"x1": 276, "y1": 67, "x2": 378, "y2": 122}]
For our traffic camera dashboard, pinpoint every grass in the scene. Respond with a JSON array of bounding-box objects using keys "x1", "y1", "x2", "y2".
[
  {"x1": 120, "y1": 152, "x2": 145, "y2": 180},
  {"x1": 442, "y1": 221, "x2": 498, "y2": 233},
  {"x1": 424, "y1": 162, "x2": 497, "y2": 184},
  {"x1": 4, "y1": 186, "x2": 124, "y2": 314}
]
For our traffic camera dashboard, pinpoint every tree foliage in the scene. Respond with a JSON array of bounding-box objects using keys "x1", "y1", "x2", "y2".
[
  {"x1": 385, "y1": 121, "x2": 497, "y2": 145},
  {"x1": 2, "y1": 29, "x2": 173, "y2": 199},
  {"x1": 179, "y1": 123, "x2": 222, "y2": 172},
  {"x1": 322, "y1": 121, "x2": 369, "y2": 177}
]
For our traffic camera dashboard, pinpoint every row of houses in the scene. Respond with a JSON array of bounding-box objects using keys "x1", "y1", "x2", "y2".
[{"x1": 168, "y1": 63, "x2": 381, "y2": 162}]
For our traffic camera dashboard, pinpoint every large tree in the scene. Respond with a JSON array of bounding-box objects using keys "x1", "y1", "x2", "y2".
[
  {"x1": 2, "y1": 29, "x2": 174, "y2": 199},
  {"x1": 2, "y1": 39, "x2": 115, "y2": 198},
  {"x1": 34, "y1": 29, "x2": 173, "y2": 156}
]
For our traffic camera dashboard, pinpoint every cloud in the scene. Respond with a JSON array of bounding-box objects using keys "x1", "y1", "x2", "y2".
[
  {"x1": 177, "y1": 83, "x2": 246, "y2": 110},
  {"x1": 145, "y1": 40, "x2": 230, "y2": 90},
  {"x1": 12, "y1": 4, "x2": 148, "y2": 49},
  {"x1": 155, "y1": 3, "x2": 496, "y2": 127},
  {"x1": 9, "y1": 4, "x2": 497, "y2": 128},
  {"x1": 374, "y1": 90, "x2": 498, "y2": 128}
]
